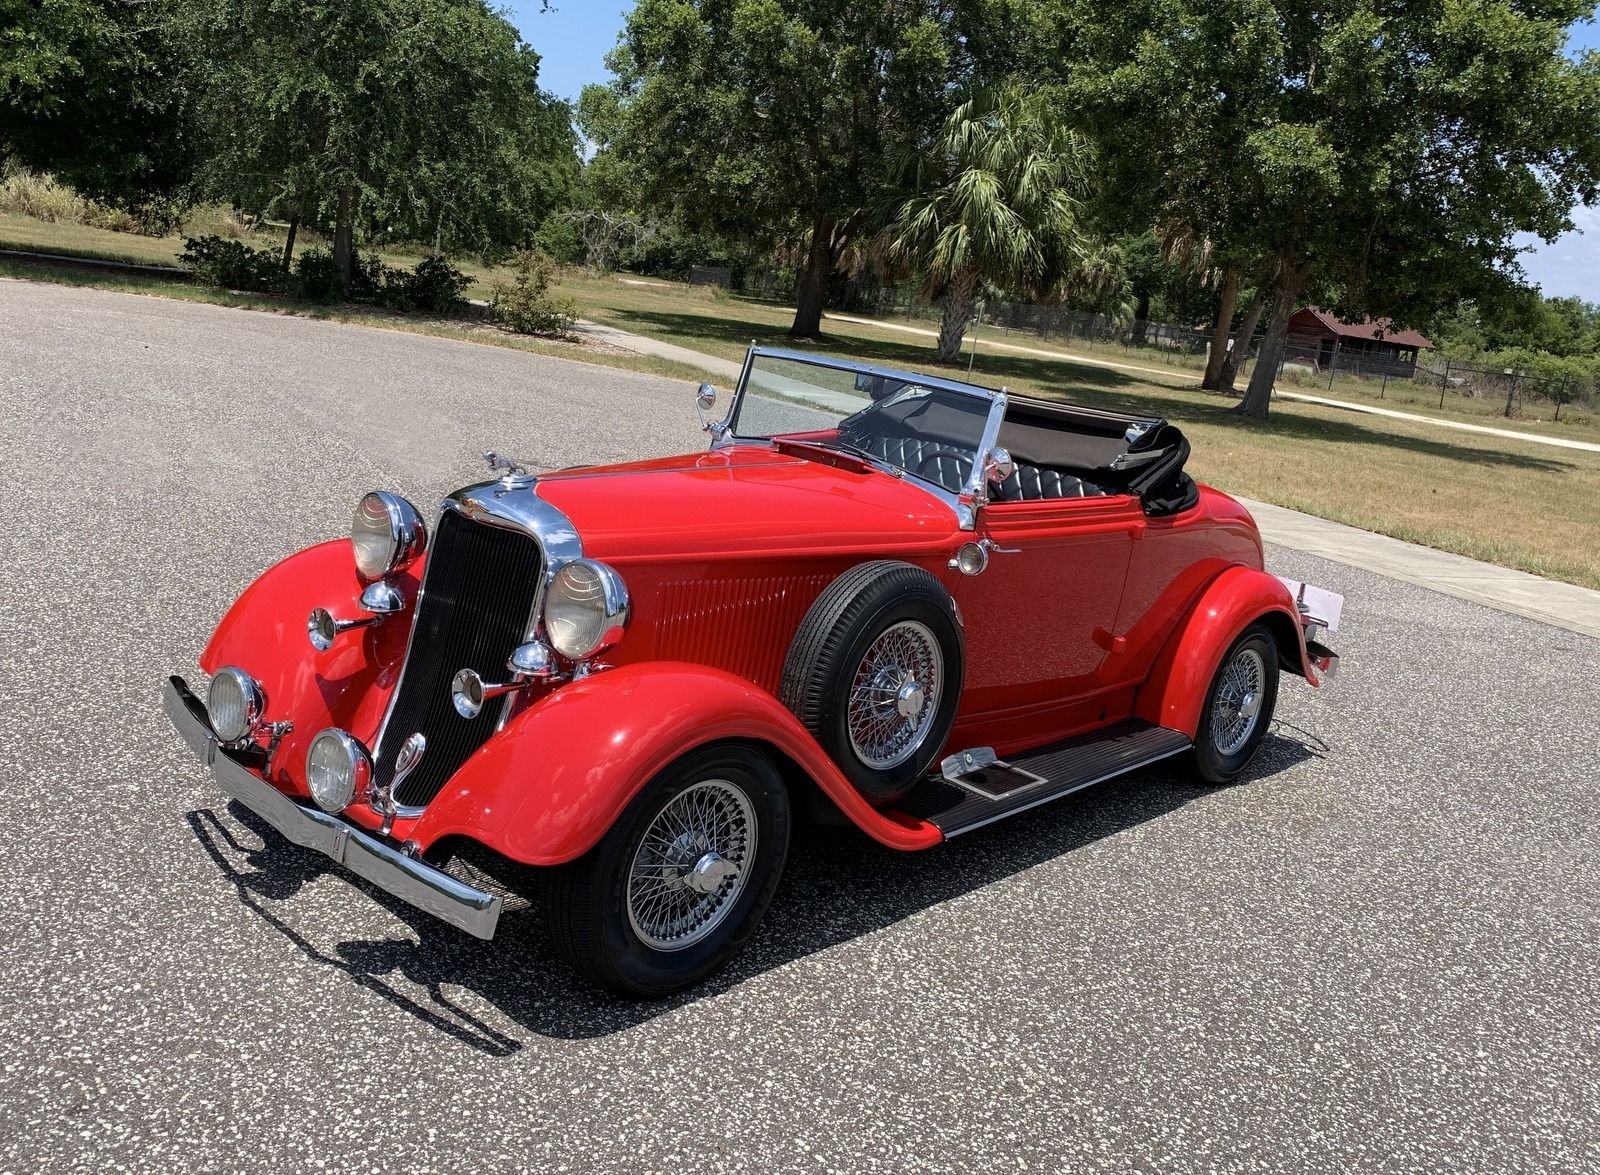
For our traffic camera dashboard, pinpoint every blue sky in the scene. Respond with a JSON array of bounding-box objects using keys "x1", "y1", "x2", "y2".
[{"x1": 507, "y1": 2, "x2": 1598, "y2": 303}]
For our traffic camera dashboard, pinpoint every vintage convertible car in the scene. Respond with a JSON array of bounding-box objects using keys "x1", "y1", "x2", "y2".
[{"x1": 164, "y1": 346, "x2": 1341, "y2": 996}]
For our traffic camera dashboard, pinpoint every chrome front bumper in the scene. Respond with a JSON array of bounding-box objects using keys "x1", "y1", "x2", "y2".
[{"x1": 162, "y1": 676, "x2": 502, "y2": 939}]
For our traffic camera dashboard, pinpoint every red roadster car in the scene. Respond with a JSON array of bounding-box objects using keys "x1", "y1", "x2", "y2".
[{"x1": 164, "y1": 346, "x2": 1341, "y2": 995}]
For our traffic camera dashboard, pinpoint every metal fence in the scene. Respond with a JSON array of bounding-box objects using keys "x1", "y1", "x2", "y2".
[{"x1": 1276, "y1": 343, "x2": 1592, "y2": 419}]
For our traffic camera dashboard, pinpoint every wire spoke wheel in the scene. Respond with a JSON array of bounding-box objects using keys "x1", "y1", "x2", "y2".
[
  {"x1": 1211, "y1": 646, "x2": 1266, "y2": 757},
  {"x1": 845, "y1": 620, "x2": 944, "y2": 770},
  {"x1": 625, "y1": 779, "x2": 757, "y2": 952}
]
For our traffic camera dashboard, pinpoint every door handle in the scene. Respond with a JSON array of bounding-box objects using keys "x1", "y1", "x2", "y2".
[{"x1": 980, "y1": 538, "x2": 1021, "y2": 555}]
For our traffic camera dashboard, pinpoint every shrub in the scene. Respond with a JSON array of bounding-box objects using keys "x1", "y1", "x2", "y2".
[
  {"x1": 0, "y1": 166, "x2": 142, "y2": 232},
  {"x1": 293, "y1": 248, "x2": 342, "y2": 301},
  {"x1": 181, "y1": 235, "x2": 284, "y2": 292},
  {"x1": 491, "y1": 249, "x2": 576, "y2": 335},
  {"x1": 404, "y1": 254, "x2": 472, "y2": 312}
]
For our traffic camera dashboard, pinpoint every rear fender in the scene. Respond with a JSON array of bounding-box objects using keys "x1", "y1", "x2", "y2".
[
  {"x1": 199, "y1": 540, "x2": 419, "y2": 791},
  {"x1": 411, "y1": 662, "x2": 944, "y2": 865},
  {"x1": 1133, "y1": 565, "x2": 1317, "y2": 738}
]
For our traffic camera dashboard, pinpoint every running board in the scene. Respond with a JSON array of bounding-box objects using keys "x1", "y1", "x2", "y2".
[{"x1": 895, "y1": 719, "x2": 1192, "y2": 838}]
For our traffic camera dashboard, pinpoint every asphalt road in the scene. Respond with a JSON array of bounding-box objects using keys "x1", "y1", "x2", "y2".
[{"x1": 2, "y1": 280, "x2": 1597, "y2": 1174}]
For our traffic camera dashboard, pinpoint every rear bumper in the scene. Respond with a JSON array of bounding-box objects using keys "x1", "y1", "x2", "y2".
[{"x1": 162, "y1": 676, "x2": 502, "y2": 939}]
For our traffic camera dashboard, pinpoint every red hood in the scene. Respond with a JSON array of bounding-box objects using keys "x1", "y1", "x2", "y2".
[{"x1": 535, "y1": 445, "x2": 962, "y2": 562}]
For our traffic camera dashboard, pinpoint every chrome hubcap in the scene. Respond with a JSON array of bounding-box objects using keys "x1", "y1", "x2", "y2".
[
  {"x1": 626, "y1": 780, "x2": 756, "y2": 951},
  {"x1": 1212, "y1": 647, "x2": 1266, "y2": 756},
  {"x1": 847, "y1": 620, "x2": 944, "y2": 770}
]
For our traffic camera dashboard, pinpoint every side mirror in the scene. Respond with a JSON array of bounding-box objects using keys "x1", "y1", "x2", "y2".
[
  {"x1": 983, "y1": 446, "x2": 1014, "y2": 488},
  {"x1": 695, "y1": 382, "x2": 729, "y2": 439}
]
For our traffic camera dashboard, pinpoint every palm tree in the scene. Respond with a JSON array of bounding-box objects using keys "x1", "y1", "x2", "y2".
[{"x1": 884, "y1": 87, "x2": 1096, "y2": 364}]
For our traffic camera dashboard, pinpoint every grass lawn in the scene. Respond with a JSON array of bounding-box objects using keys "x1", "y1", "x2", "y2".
[{"x1": 5, "y1": 219, "x2": 1600, "y2": 591}]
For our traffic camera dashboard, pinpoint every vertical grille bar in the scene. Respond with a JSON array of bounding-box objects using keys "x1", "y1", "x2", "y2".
[{"x1": 375, "y1": 510, "x2": 543, "y2": 809}]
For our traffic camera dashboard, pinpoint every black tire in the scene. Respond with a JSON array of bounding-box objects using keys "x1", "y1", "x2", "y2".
[
  {"x1": 780, "y1": 560, "x2": 964, "y2": 803},
  {"x1": 1190, "y1": 622, "x2": 1280, "y2": 784},
  {"x1": 540, "y1": 744, "x2": 789, "y2": 998}
]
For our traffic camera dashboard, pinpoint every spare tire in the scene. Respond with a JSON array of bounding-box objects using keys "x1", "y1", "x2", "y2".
[{"x1": 780, "y1": 560, "x2": 964, "y2": 803}]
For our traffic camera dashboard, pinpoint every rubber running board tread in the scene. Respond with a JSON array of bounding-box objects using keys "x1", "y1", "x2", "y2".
[{"x1": 895, "y1": 718, "x2": 1192, "y2": 837}]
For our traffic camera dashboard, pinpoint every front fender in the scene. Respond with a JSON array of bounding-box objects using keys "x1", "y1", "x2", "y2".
[
  {"x1": 1133, "y1": 565, "x2": 1316, "y2": 738},
  {"x1": 411, "y1": 662, "x2": 944, "y2": 865},
  {"x1": 199, "y1": 540, "x2": 418, "y2": 793}
]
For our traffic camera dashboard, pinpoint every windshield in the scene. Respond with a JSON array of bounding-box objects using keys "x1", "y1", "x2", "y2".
[{"x1": 730, "y1": 352, "x2": 995, "y2": 494}]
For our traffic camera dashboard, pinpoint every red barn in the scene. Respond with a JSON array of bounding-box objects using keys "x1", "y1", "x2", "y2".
[{"x1": 1285, "y1": 308, "x2": 1433, "y2": 379}]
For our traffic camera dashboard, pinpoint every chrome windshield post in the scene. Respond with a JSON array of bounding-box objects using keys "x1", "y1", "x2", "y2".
[{"x1": 957, "y1": 389, "x2": 1010, "y2": 530}]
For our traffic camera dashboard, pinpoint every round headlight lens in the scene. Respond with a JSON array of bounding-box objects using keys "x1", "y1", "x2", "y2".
[
  {"x1": 306, "y1": 729, "x2": 371, "y2": 814},
  {"x1": 542, "y1": 559, "x2": 630, "y2": 660},
  {"x1": 207, "y1": 667, "x2": 263, "y2": 744},
  {"x1": 352, "y1": 491, "x2": 427, "y2": 582}
]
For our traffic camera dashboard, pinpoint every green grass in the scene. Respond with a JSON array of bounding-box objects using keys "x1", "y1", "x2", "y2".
[
  {"x1": 5, "y1": 216, "x2": 1600, "y2": 592},
  {"x1": 0, "y1": 259, "x2": 709, "y2": 384}
]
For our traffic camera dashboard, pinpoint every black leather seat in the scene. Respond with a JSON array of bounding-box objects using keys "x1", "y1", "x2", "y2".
[
  {"x1": 995, "y1": 465, "x2": 1107, "y2": 501},
  {"x1": 856, "y1": 433, "x2": 1106, "y2": 501},
  {"x1": 858, "y1": 434, "x2": 974, "y2": 492}
]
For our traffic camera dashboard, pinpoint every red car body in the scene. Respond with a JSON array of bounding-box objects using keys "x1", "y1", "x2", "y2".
[{"x1": 165, "y1": 346, "x2": 1339, "y2": 994}]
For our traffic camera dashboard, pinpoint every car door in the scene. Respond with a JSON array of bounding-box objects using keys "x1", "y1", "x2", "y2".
[{"x1": 950, "y1": 492, "x2": 1142, "y2": 747}]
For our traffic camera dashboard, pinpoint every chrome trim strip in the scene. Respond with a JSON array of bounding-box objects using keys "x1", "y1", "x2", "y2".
[
  {"x1": 163, "y1": 677, "x2": 501, "y2": 939},
  {"x1": 371, "y1": 477, "x2": 583, "y2": 816}
]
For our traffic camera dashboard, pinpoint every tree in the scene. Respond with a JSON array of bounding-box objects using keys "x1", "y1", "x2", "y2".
[
  {"x1": 186, "y1": 0, "x2": 577, "y2": 283},
  {"x1": 884, "y1": 86, "x2": 1095, "y2": 362},
  {"x1": 1056, "y1": 0, "x2": 1600, "y2": 418},
  {"x1": 0, "y1": 0, "x2": 198, "y2": 226},
  {"x1": 594, "y1": 0, "x2": 1032, "y2": 339}
]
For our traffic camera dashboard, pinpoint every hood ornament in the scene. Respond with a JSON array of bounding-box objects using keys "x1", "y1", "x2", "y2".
[{"x1": 484, "y1": 450, "x2": 535, "y2": 488}]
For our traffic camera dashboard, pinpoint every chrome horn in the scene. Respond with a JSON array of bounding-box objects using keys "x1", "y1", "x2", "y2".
[
  {"x1": 450, "y1": 641, "x2": 563, "y2": 719},
  {"x1": 307, "y1": 582, "x2": 406, "y2": 651}
]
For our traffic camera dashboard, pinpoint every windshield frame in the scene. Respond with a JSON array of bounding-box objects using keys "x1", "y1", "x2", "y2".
[{"x1": 724, "y1": 345, "x2": 1008, "y2": 529}]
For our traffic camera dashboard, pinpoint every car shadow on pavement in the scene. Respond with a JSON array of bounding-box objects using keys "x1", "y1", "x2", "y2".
[{"x1": 185, "y1": 725, "x2": 1321, "y2": 1052}]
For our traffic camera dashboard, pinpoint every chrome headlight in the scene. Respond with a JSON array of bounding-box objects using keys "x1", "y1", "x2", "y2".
[
  {"x1": 352, "y1": 491, "x2": 427, "y2": 582},
  {"x1": 542, "y1": 559, "x2": 629, "y2": 660},
  {"x1": 305, "y1": 728, "x2": 372, "y2": 813},
  {"x1": 207, "y1": 667, "x2": 264, "y2": 744}
]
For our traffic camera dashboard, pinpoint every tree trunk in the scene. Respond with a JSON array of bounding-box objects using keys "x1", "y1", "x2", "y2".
[
  {"x1": 1235, "y1": 263, "x2": 1306, "y2": 419},
  {"x1": 1130, "y1": 287, "x2": 1152, "y2": 346},
  {"x1": 789, "y1": 215, "x2": 835, "y2": 339},
  {"x1": 936, "y1": 266, "x2": 978, "y2": 363},
  {"x1": 1202, "y1": 269, "x2": 1240, "y2": 389},
  {"x1": 1219, "y1": 287, "x2": 1267, "y2": 390},
  {"x1": 280, "y1": 197, "x2": 302, "y2": 273},
  {"x1": 332, "y1": 184, "x2": 355, "y2": 293}
]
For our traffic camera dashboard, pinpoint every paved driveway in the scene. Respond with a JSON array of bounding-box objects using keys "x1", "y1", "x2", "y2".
[{"x1": 2, "y1": 281, "x2": 1596, "y2": 1173}]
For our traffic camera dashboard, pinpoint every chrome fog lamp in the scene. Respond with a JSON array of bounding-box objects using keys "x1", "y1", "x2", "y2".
[
  {"x1": 207, "y1": 667, "x2": 265, "y2": 744},
  {"x1": 352, "y1": 491, "x2": 427, "y2": 582},
  {"x1": 305, "y1": 728, "x2": 372, "y2": 814},
  {"x1": 542, "y1": 559, "x2": 630, "y2": 660}
]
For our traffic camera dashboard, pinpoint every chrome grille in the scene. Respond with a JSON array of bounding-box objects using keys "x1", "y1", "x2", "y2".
[{"x1": 375, "y1": 509, "x2": 543, "y2": 809}]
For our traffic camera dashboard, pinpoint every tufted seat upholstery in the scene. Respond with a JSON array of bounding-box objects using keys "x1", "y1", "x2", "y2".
[
  {"x1": 855, "y1": 433, "x2": 974, "y2": 492},
  {"x1": 852, "y1": 432, "x2": 1106, "y2": 501},
  {"x1": 995, "y1": 465, "x2": 1107, "y2": 501}
]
